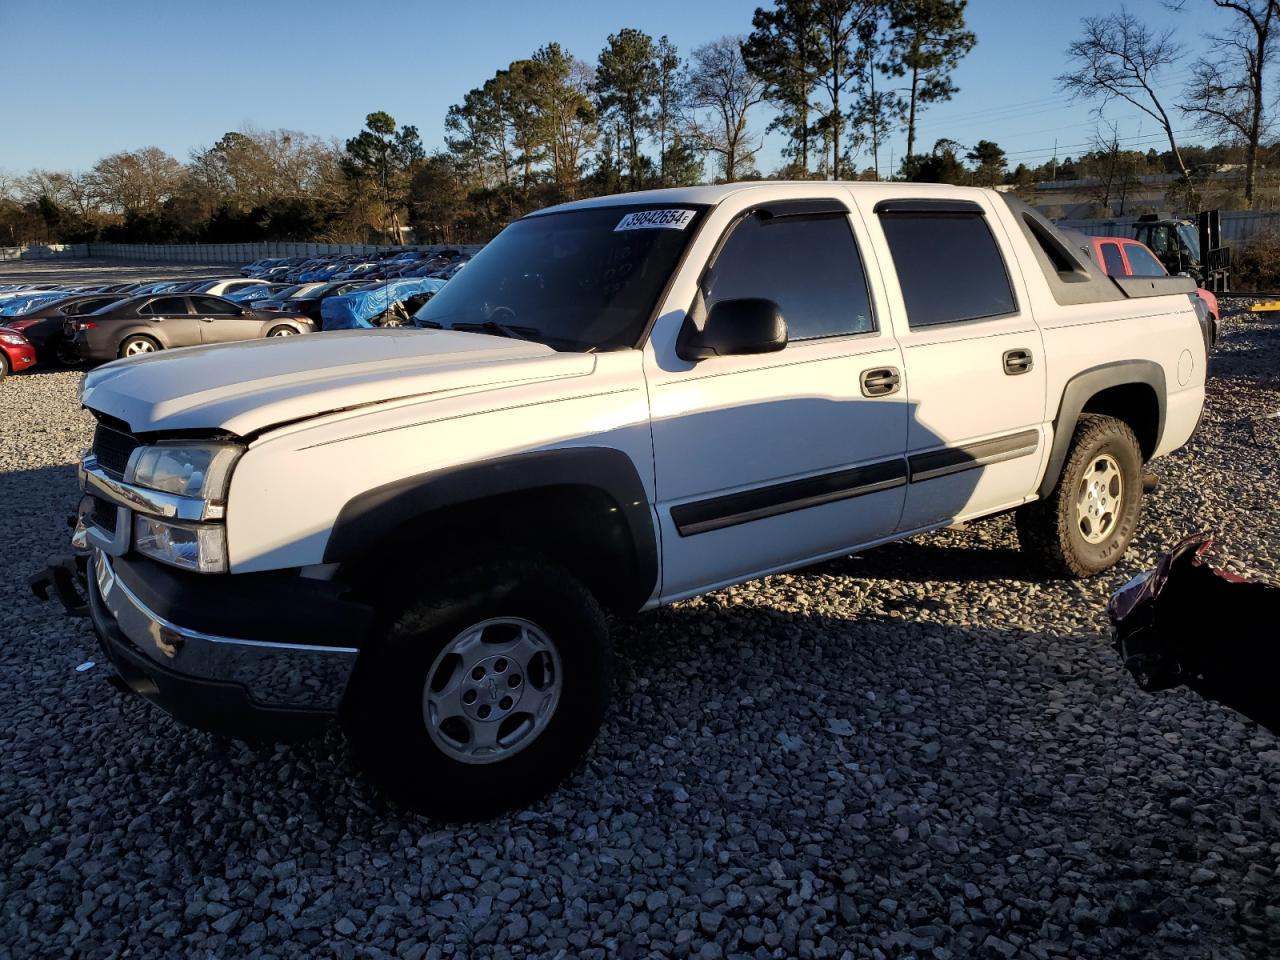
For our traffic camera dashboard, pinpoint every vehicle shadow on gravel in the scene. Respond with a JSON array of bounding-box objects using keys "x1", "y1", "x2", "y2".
[{"x1": 808, "y1": 535, "x2": 1033, "y2": 584}]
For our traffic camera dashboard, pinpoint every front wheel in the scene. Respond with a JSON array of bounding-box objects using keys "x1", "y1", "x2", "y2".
[
  {"x1": 0, "y1": 353, "x2": 9, "y2": 382},
  {"x1": 266, "y1": 325, "x2": 297, "y2": 338},
  {"x1": 1016, "y1": 413, "x2": 1144, "y2": 578},
  {"x1": 343, "y1": 554, "x2": 610, "y2": 819}
]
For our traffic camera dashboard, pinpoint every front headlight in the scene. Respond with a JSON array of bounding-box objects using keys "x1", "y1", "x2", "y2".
[
  {"x1": 125, "y1": 442, "x2": 243, "y2": 500},
  {"x1": 0, "y1": 332, "x2": 28, "y2": 346},
  {"x1": 133, "y1": 516, "x2": 227, "y2": 573}
]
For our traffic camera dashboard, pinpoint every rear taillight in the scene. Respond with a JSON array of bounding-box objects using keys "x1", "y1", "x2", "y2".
[{"x1": 74, "y1": 321, "x2": 97, "y2": 331}]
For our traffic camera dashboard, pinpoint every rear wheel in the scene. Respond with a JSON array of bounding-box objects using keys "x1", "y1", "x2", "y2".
[
  {"x1": 343, "y1": 553, "x2": 610, "y2": 819},
  {"x1": 118, "y1": 335, "x2": 159, "y2": 359},
  {"x1": 1016, "y1": 413, "x2": 1144, "y2": 578}
]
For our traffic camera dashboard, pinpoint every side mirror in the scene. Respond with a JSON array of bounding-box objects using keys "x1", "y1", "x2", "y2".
[{"x1": 676, "y1": 297, "x2": 787, "y2": 361}]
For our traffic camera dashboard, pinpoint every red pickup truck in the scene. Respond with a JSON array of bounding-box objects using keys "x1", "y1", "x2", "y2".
[{"x1": 1074, "y1": 233, "x2": 1219, "y2": 348}]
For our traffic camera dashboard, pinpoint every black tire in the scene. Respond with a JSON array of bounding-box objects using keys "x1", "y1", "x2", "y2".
[
  {"x1": 117, "y1": 335, "x2": 160, "y2": 359},
  {"x1": 342, "y1": 553, "x2": 610, "y2": 820},
  {"x1": 1015, "y1": 413, "x2": 1144, "y2": 579}
]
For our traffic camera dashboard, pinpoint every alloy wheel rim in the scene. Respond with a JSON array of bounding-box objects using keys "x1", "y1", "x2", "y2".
[
  {"x1": 269, "y1": 328, "x2": 296, "y2": 337},
  {"x1": 124, "y1": 340, "x2": 155, "y2": 356},
  {"x1": 1076, "y1": 453, "x2": 1123, "y2": 544},
  {"x1": 422, "y1": 617, "x2": 562, "y2": 765}
]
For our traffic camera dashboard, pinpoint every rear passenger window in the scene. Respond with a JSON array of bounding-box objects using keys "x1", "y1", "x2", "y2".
[
  {"x1": 66, "y1": 298, "x2": 110, "y2": 315},
  {"x1": 1124, "y1": 245, "x2": 1167, "y2": 277},
  {"x1": 705, "y1": 213, "x2": 874, "y2": 341},
  {"x1": 1100, "y1": 242, "x2": 1127, "y2": 277},
  {"x1": 878, "y1": 211, "x2": 1016, "y2": 327}
]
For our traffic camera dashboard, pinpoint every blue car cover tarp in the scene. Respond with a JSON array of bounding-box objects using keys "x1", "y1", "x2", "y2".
[
  {"x1": 0, "y1": 292, "x2": 74, "y2": 316},
  {"x1": 320, "y1": 278, "x2": 447, "y2": 330}
]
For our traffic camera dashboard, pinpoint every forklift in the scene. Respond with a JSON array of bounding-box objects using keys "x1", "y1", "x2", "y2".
[{"x1": 1133, "y1": 210, "x2": 1231, "y2": 292}]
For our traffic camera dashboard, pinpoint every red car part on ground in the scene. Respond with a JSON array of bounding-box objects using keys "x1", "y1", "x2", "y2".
[{"x1": 0, "y1": 327, "x2": 37, "y2": 379}]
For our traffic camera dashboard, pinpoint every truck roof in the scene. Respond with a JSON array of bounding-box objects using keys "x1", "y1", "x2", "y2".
[{"x1": 538, "y1": 180, "x2": 997, "y2": 215}]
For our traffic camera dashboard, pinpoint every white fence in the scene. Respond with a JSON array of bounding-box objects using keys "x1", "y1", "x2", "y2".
[
  {"x1": 1057, "y1": 209, "x2": 1280, "y2": 245},
  {"x1": 0, "y1": 243, "x2": 90, "y2": 261},
  {"x1": 84, "y1": 241, "x2": 484, "y2": 264}
]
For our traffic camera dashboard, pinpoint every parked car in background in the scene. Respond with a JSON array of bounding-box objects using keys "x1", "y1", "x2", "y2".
[
  {"x1": 0, "y1": 327, "x2": 36, "y2": 380},
  {"x1": 260, "y1": 264, "x2": 297, "y2": 282},
  {"x1": 0, "y1": 291, "x2": 77, "y2": 318},
  {"x1": 188, "y1": 278, "x2": 274, "y2": 297},
  {"x1": 245, "y1": 282, "x2": 327, "y2": 310},
  {"x1": 0, "y1": 293, "x2": 126, "y2": 363},
  {"x1": 0, "y1": 288, "x2": 60, "y2": 303},
  {"x1": 226, "y1": 282, "x2": 292, "y2": 303},
  {"x1": 300, "y1": 260, "x2": 358, "y2": 283},
  {"x1": 241, "y1": 257, "x2": 286, "y2": 277},
  {"x1": 65, "y1": 293, "x2": 315, "y2": 362},
  {"x1": 1071, "y1": 232, "x2": 1219, "y2": 349},
  {"x1": 335, "y1": 262, "x2": 389, "y2": 282},
  {"x1": 258, "y1": 280, "x2": 374, "y2": 326}
]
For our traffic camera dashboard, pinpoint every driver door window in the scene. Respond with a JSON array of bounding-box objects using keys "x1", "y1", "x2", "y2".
[
  {"x1": 139, "y1": 296, "x2": 189, "y2": 317},
  {"x1": 705, "y1": 213, "x2": 874, "y2": 340},
  {"x1": 1124, "y1": 244, "x2": 1168, "y2": 277},
  {"x1": 190, "y1": 296, "x2": 240, "y2": 316}
]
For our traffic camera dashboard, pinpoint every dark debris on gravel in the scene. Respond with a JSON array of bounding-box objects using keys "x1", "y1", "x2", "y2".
[{"x1": 0, "y1": 294, "x2": 1277, "y2": 960}]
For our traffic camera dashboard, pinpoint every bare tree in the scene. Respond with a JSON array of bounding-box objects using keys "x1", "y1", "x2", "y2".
[
  {"x1": 1180, "y1": 0, "x2": 1277, "y2": 207},
  {"x1": 85, "y1": 147, "x2": 186, "y2": 217},
  {"x1": 687, "y1": 36, "x2": 768, "y2": 181},
  {"x1": 1059, "y1": 11, "x2": 1198, "y2": 209},
  {"x1": 0, "y1": 169, "x2": 18, "y2": 202}
]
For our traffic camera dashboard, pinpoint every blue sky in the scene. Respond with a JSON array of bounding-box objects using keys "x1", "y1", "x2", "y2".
[{"x1": 0, "y1": 0, "x2": 1225, "y2": 178}]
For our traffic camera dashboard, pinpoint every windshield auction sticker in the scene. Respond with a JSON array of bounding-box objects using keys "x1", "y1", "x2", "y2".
[{"x1": 615, "y1": 209, "x2": 696, "y2": 231}]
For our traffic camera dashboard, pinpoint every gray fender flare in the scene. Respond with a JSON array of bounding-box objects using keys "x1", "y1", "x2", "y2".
[
  {"x1": 1038, "y1": 360, "x2": 1166, "y2": 499},
  {"x1": 323, "y1": 446, "x2": 658, "y2": 607}
]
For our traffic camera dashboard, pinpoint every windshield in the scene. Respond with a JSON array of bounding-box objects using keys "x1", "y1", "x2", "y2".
[
  {"x1": 1177, "y1": 223, "x2": 1201, "y2": 260},
  {"x1": 414, "y1": 204, "x2": 706, "y2": 351}
]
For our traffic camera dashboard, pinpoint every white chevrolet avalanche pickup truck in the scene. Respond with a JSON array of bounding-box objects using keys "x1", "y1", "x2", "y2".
[{"x1": 52, "y1": 183, "x2": 1206, "y2": 817}]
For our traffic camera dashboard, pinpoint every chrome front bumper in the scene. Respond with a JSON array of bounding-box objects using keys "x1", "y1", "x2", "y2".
[{"x1": 91, "y1": 550, "x2": 357, "y2": 712}]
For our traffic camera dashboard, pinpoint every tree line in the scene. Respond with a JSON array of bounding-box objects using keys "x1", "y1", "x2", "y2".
[{"x1": 3, "y1": 0, "x2": 1277, "y2": 247}]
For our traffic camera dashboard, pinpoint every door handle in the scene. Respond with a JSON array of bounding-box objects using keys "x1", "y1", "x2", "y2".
[
  {"x1": 860, "y1": 366, "x2": 901, "y2": 398},
  {"x1": 1003, "y1": 348, "x2": 1033, "y2": 375},
  {"x1": 199, "y1": 317, "x2": 214, "y2": 322}
]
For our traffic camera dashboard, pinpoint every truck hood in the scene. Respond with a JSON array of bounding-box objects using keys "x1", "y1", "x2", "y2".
[{"x1": 81, "y1": 328, "x2": 593, "y2": 436}]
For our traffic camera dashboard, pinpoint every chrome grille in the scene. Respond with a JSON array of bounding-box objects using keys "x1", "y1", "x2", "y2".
[{"x1": 92, "y1": 419, "x2": 141, "y2": 478}]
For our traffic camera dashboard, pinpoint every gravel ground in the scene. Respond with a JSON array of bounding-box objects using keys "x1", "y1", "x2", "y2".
[{"x1": 1, "y1": 292, "x2": 1277, "y2": 959}]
